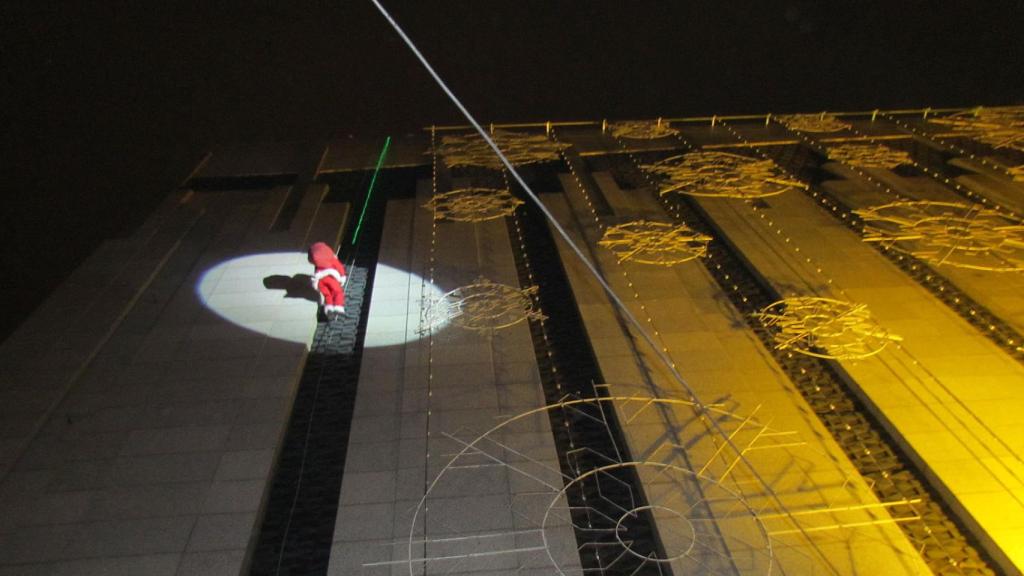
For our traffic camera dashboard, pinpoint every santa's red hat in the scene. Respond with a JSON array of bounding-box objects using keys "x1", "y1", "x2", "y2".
[{"x1": 308, "y1": 242, "x2": 337, "y2": 268}]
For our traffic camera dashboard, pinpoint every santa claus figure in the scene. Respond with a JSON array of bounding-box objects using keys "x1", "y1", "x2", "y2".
[{"x1": 308, "y1": 242, "x2": 347, "y2": 319}]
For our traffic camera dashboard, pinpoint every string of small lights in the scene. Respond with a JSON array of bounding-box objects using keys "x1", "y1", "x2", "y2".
[
  {"x1": 497, "y1": 170, "x2": 565, "y2": 396},
  {"x1": 416, "y1": 126, "x2": 443, "y2": 557}
]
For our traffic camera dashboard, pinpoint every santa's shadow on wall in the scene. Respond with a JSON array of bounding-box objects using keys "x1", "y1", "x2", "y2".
[{"x1": 263, "y1": 274, "x2": 321, "y2": 303}]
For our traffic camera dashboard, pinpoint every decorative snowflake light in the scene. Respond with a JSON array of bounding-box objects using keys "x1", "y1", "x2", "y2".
[
  {"x1": 383, "y1": 393, "x2": 782, "y2": 576},
  {"x1": 642, "y1": 151, "x2": 807, "y2": 198},
  {"x1": 928, "y1": 106, "x2": 1024, "y2": 153},
  {"x1": 777, "y1": 113, "x2": 852, "y2": 133},
  {"x1": 598, "y1": 221, "x2": 712, "y2": 265},
  {"x1": 424, "y1": 277, "x2": 545, "y2": 333},
  {"x1": 608, "y1": 120, "x2": 679, "y2": 140},
  {"x1": 377, "y1": 386, "x2": 918, "y2": 575},
  {"x1": 825, "y1": 143, "x2": 912, "y2": 169},
  {"x1": 436, "y1": 130, "x2": 570, "y2": 169},
  {"x1": 854, "y1": 201, "x2": 1024, "y2": 272},
  {"x1": 424, "y1": 188, "x2": 524, "y2": 222},
  {"x1": 754, "y1": 297, "x2": 901, "y2": 360}
]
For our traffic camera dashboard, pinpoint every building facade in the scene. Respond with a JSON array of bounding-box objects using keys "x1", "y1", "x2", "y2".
[{"x1": 1, "y1": 107, "x2": 1023, "y2": 575}]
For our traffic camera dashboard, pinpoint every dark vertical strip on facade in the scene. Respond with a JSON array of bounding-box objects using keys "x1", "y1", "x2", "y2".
[
  {"x1": 506, "y1": 193, "x2": 672, "y2": 575},
  {"x1": 248, "y1": 171, "x2": 393, "y2": 576}
]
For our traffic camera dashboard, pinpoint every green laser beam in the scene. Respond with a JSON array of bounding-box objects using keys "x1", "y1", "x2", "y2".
[{"x1": 351, "y1": 135, "x2": 392, "y2": 245}]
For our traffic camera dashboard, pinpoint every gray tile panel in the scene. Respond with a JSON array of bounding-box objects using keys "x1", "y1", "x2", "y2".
[
  {"x1": 0, "y1": 192, "x2": 210, "y2": 481},
  {"x1": 0, "y1": 185, "x2": 331, "y2": 574}
]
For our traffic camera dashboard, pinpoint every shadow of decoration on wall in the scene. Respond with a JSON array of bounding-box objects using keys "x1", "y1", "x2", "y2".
[{"x1": 263, "y1": 274, "x2": 320, "y2": 303}]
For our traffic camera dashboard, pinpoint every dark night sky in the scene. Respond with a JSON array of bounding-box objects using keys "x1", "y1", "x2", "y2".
[{"x1": 2, "y1": 1, "x2": 1022, "y2": 339}]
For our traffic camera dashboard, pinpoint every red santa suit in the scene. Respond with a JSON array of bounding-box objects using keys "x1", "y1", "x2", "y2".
[{"x1": 308, "y1": 242, "x2": 347, "y2": 317}]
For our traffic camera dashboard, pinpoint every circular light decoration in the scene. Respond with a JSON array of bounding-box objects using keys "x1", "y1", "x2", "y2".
[
  {"x1": 544, "y1": 461, "x2": 768, "y2": 574},
  {"x1": 423, "y1": 187, "x2": 524, "y2": 222},
  {"x1": 422, "y1": 277, "x2": 545, "y2": 333},
  {"x1": 853, "y1": 201, "x2": 1024, "y2": 272},
  {"x1": 608, "y1": 120, "x2": 679, "y2": 140},
  {"x1": 776, "y1": 113, "x2": 852, "y2": 133},
  {"x1": 754, "y1": 297, "x2": 901, "y2": 360},
  {"x1": 393, "y1": 395, "x2": 776, "y2": 576},
  {"x1": 197, "y1": 254, "x2": 446, "y2": 347},
  {"x1": 598, "y1": 220, "x2": 712, "y2": 265},
  {"x1": 928, "y1": 105, "x2": 1024, "y2": 153},
  {"x1": 642, "y1": 151, "x2": 807, "y2": 198},
  {"x1": 825, "y1": 143, "x2": 912, "y2": 169},
  {"x1": 435, "y1": 130, "x2": 570, "y2": 169}
]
